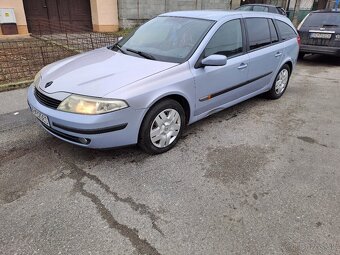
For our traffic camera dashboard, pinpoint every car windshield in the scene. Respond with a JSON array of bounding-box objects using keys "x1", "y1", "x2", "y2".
[
  {"x1": 302, "y1": 12, "x2": 340, "y2": 27},
  {"x1": 116, "y1": 16, "x2": 214, "y2": 63}
]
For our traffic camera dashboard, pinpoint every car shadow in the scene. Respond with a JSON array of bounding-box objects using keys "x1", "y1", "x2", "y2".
[
  {"x1": 45, "y1": 95, "x2": 267, "y2": 164},
  {"x1": 298, "y1": 54, "x2": 340, "y2": 66}
]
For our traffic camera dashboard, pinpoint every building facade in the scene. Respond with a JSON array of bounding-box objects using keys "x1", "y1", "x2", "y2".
[
  {"x1": 0, "y1": 0, "x2": 331, "y2": 36},
  {"x1": 0, "y1": 0, "x2": 231, "y2": 35},
  {"x1": 0, "y1": 0, "x2": 119, "y2": 35}
]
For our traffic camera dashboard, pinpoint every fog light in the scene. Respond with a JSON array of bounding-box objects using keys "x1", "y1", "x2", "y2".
[{"x1": 79, "y1": 137, "x2": 90, "y2": 144}]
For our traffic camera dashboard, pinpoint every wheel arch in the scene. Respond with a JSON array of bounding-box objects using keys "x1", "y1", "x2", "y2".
[
  {"x1": 137, "y1": 93, "x2": 191, "y2": 151},
  {"x1": 146, "y1": 93, "x2": 191, "y2": 124},
  {"x1": 283, "y1": 60, "x2": 293, "y2": 73},
  {"x1": 279, "y1": 58, "x2": 294, "y2": 75}
]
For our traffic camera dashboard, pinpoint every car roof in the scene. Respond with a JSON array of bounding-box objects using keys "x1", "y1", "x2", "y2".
[
  {"x1": 310, "y1": 9, "x2": 340, "y2": 13},
  {"x1": 239, "y1": 4, "x2": 278, "y2": 7},
  {"x1": 159, "y1": 10, "x2": 282, "y2": 21}
]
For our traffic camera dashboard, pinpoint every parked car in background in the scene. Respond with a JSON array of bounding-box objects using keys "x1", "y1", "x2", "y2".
[
  {"x1": 235, "y1": 4, "x2": 287, "y2": 15},
  {"x1": 28, "y1": 11, "x2": 299, "y2": 154},
  {"x1": 298, "y1": 9, "x2": 340, "y2": 58}
]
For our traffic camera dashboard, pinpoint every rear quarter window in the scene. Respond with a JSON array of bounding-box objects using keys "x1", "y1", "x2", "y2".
[
  {"x1": 276, "y1": 20, "x2": 297, "y2": 40},
  {"x1": 276, "y1": 7, "x2": 286, "y2": 15}
]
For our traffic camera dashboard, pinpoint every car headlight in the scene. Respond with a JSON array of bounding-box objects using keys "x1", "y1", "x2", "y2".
[
  {"x1": 33, "y1": 71, "x2": 42, "y2": 88},
  {"x1": 57, "y1": 95, "x2": 129, "y2": 115}
]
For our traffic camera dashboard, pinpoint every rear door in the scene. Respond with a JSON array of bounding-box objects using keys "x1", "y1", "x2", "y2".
[
  {"x1": 299, "y1": 12, "x2": 340, "y2": 48},
  {"x1": 244, "y1": 17, "x2": 283, "y2": 93}
]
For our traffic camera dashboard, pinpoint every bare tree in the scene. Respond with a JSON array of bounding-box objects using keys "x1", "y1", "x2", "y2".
[{"x1": 292, "y1": 0, "x2": 302, "y2": 27}]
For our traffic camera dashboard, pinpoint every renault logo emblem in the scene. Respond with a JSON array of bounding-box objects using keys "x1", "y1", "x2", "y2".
[{"x1": 45, "y1": 81, "x2": 53, "y2": 88}]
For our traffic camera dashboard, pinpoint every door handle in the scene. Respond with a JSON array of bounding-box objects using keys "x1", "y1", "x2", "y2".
[
  {"x1": 238, "y1": 63, "x2": 248, "y2": 70},
  {"x1": 275, "y1": 52, "x2": 282, "y2": 57}
]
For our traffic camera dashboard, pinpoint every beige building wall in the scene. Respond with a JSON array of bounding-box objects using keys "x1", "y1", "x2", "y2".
[
  {"x1": 0, "y1": 0, "x2": 119, "y2": 35},
  {"x1": 90, "y1": 0, "x2": 119, "y2": 32},
  {"x1": 0, "y1": 0, "x2": 28, "y2": 35}
]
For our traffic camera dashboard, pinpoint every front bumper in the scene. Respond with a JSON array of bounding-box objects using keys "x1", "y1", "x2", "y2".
[
  {"x1": 27, "y1": 85, "x2": 146, "y2": 148},
  {"x1": 300, "y1": 44, "x2": 340, "y2": 56}
]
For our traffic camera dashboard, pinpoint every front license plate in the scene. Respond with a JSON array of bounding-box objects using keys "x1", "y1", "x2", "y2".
[
  {"x1": 309, "y1": 33, "x2": 332, "y2": 39},
  {"x1": 31, "y1": 107, "x2": 50, "y2": 127}
]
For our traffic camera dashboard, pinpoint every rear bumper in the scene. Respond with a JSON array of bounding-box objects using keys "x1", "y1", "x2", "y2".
[{"x1": 300, "y1": 44, "x2": 340, "y2": 56}]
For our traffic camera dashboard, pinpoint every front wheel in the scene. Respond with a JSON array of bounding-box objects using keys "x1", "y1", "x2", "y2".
[
  {"x1": 138, "y1": 99, "x2": 185, "y2": 154},
  {"x1": 265, "y1": 64, "x2": 291, "y2": 100}
]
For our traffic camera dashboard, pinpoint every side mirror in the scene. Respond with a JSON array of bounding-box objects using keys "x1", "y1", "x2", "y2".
[
  {"x1": 201, "y1": 54, "x2": 227, "y2": 67},
  {"x1": 118, "y1": 36, "x2": 123, "y2": 42}
]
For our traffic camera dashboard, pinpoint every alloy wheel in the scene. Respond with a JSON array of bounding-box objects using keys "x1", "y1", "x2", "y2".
[{"x1": 275, "y1": 69, "x2": 289, "y2": 95}]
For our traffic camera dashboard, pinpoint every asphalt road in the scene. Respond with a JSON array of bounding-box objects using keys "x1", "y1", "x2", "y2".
[{"x1": 0, "y1": 55, "x2": 339, "y2": 255}]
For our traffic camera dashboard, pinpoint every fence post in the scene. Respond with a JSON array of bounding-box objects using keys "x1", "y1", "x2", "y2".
[
  {"x1": 90, "y1": 33, "x2": 94, "y2": 50},
  {"x1": 40, "y1": 46, "x2": 45, "y2": 66}
]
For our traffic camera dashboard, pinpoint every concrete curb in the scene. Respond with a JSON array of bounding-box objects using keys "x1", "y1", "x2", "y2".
[{"x1": 0, "y1": 80, "x2": 32, "y2": 92}]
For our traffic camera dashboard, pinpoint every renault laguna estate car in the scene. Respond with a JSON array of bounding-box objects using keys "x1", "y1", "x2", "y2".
[{"x1": 28, "y1": 11, "x2": 299, "y2": 154}]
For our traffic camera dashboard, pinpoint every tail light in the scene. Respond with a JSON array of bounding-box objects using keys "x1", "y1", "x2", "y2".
[{"x1": 297, "y1": 34, "x2": 301, "y2": 46}]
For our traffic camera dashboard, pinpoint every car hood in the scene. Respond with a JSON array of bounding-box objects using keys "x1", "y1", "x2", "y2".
[{"x1": 39, "y1": 47, "x2": 178, "y2": 97}]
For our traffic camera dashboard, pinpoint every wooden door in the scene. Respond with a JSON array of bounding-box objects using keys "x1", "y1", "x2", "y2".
[
  {"x1": 23, "y1": 0, "x2": 49, "y2": 33},
  {"x1": 58, "y1": 0, "x2": 92, "y2": 31},
  {"x1": 23, "y1": 0, "x2": 92, "y2": 34}
]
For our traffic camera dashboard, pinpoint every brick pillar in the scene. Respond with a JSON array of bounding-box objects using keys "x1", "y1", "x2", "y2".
[{"x1": 90, "y1": 0, "x2": 119, "y2": 32}]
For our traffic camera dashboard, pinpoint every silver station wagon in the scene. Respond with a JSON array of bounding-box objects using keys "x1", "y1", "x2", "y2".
[{"x1": 28, "y1": 11, "x2": 299, "y2": 154}]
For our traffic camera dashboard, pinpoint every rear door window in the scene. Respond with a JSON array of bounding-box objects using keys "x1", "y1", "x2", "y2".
[
  {"x1": 276, "y1": 20, "x2": 297, "y2": 40},
  {"x1": 245, "y1": 18, "x2": 272, "y2": 50}
]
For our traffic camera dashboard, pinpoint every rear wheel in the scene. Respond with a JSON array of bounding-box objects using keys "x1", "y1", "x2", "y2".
[
  {"x1": 138, "y1": 99, "x2": 185, "y2": 154},
  {"x1": 266, "y1": 64, "x2": 291, "y2": 100}
]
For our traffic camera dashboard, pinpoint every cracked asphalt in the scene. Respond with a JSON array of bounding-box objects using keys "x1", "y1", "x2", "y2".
[{"x1": 0, "y1": 55, "x2": 339, "y2": 255}]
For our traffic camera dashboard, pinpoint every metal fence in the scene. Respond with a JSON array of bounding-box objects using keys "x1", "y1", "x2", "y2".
[{"x1": 0, "y1": 20, "x2": 118, "y2": 89}]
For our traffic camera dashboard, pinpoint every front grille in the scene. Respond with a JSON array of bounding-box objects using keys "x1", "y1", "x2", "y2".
[{"x1": 34, "y1": 88, "x2": 62, "y2": 109}]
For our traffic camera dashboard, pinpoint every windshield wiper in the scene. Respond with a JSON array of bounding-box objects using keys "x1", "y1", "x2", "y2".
[
  {"x1": 111, "y1": 44, "x2": 128, "y2": 55},
  {"x1": 126, "y1": 48, "x2": 156, "y2": 60}
]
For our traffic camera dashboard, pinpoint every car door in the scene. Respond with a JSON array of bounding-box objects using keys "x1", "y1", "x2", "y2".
[
  {"x1": 244, "y1": 18, "x2": 283, "y2": 93},
  {"x1": 192, "y1": 18, "x2": 249, "y2": 117}
]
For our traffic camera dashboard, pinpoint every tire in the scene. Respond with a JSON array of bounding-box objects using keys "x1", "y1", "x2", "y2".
[
  {"x1": 138, "y1": 99, "x2": 186, "y2": 154},
  {"x1": 265, "y1": 64, "x2": 291, "y2": 100},
  {"x1": 298, "y1": 52, "x2": 305, "y2": 59}
]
